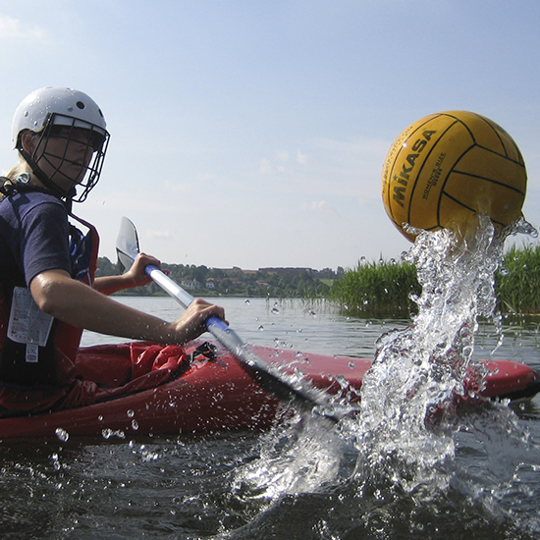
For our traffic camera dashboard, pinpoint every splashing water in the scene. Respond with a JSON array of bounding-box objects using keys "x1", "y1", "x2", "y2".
[
  {"x1": 357, "y1": 219, "x2": 504, "y2": 462},
  {"x1": 349, "y1": 218, "x2": 540, "y2": 528},
  {"x1": 230, "y1": 217, "x2": 540, "y2": 537},
  {"x1": 231, "y1": 411, "x2": 343, "y2": 503}
]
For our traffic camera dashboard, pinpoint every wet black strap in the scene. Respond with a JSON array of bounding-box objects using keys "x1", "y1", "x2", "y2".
[
  {"x1": 189, "y1": 342, "x2": 218, "y2": 363},
  {"x1": 0, "y1": 177, "x2": 14, "y2": 200}
]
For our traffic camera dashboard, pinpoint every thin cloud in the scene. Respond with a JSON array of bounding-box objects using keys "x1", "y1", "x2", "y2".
[
  {"x1": 257, "y1": 136, "x2": 388, "y2": 202},
  {"x1": 144, "y1": 230, "x2": 170, "y2": 240},
  {"x1": 0, "y1": 13, "x2": 47, "y2": 40},
  {"x1": 259, "y1": 158, "x2": 272, "y2": 174},
  {"x1": 164, "y1": 180, "x2": 191, "y2": 194},
  {"x1": 301, "y1": 200, "x2": 327, "y2": 211},
  {"x1": 259, "y1": 158, "x2": 285, "y2": 175}
]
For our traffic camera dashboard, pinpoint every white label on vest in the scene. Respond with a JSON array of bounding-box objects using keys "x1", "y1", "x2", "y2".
[
  {"x1": 25, "y1": 343, "x2": 39, "y2": 363},
  {"x1": 7, "y1": 287, "x2": 54, "y2": 348}
]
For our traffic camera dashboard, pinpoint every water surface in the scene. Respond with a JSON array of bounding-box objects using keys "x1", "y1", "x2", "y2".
[{"x1": 1, "y1": 296, "x2": 539, "y2": 539}]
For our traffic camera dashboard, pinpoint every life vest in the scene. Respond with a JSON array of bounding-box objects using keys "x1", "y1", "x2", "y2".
[{"x1": 0, "y1": 209, "x2": 99, "y2": 389}]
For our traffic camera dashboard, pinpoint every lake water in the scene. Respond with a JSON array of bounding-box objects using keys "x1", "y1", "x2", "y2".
[{"x1": 2, "y1": 296, "x2": 540, "y2": 539}]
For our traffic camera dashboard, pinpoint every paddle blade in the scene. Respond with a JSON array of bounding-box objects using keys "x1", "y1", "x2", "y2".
[{"x1": 116, "y1": 216, "x2": 140, "y2": 272}]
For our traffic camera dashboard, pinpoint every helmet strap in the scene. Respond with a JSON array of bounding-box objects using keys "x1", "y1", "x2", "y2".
[{"x1": 63, "y1": 187, "x2": 75, "y2": 213}]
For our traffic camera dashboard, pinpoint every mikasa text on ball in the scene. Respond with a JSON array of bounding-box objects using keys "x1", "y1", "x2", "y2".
[{"x1": 381, "y1": 111, "x2": 527, "y2": 241}]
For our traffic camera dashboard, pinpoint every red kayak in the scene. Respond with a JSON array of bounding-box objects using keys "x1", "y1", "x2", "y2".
[{"x1": 0, "y1": 340, "x2": 538, "y2": 439}]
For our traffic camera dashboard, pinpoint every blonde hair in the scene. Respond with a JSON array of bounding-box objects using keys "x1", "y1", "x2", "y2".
[{"x1": 3, "y1": 151, "x2": 32, "y2": 180}]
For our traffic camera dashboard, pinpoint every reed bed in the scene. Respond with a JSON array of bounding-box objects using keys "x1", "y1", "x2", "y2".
[
  {"x1": 328, "y1": 258, "x2": 421, "y2": 316},
  {"x1": 329, "y1": 245, "x2": 540, "y2": 316},
  {"x1": 496, "y1": 245, "x2": 540, "y2": 315}
]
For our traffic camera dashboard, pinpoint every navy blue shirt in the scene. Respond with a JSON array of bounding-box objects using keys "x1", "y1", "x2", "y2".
[{"x1": 0, "y1": 191, "x2": 71, "y2": 287}]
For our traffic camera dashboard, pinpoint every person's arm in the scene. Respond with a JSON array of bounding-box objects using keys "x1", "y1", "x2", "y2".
[
  {"x1": 29, "y1": 269, "x2": 224, "y2": 345},
  {"x1": 93, "y1": 252, "x2": 160, "y2": 295}
]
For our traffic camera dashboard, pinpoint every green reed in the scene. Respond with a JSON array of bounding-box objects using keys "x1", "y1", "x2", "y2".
[
  {"x1": 328, "y1": 258, "x2": 421, "y2": 316},
  {"x1": 496, "y1": 245, "x2": 540, "y2": 315},
  {"x1": 329, "y1": 245, "x2": 540, "y2": 316}
]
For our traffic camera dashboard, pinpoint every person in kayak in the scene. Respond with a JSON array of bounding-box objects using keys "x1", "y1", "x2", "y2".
[{"x1": 0, "y1": 86, "x2": 225, "y2": 416}]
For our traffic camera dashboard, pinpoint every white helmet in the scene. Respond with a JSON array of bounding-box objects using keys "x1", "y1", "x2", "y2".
[
  {"x1": 11, "y1": 87, "x2": 110, "y2": 203},
  {"x1": 12, "y1": 87, "x2": 107, "y2": 146}
]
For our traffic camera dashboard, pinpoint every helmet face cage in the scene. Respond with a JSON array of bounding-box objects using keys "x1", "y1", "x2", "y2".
[{"x1": 27, "y1": 112, "x2": 110, "y2": 203}]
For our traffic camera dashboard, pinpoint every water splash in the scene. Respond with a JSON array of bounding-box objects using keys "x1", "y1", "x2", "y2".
[
  {"x1": 356, "y1": 219, "x2": 504, "y2": 463},
  {"x1": 346, "y1": 217, "x2": 540, "y2": 534},
  {"x1": 231, "y1": 411, "x2": 344, "y2": 504},
  {"x1": 229, "y1": 217, "x2": 540, "y2": 537}
]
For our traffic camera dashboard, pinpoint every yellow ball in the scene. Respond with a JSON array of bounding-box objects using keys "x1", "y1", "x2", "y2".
[{"x1": 381, "y1": 111, "x2": 527, "y2": 241}]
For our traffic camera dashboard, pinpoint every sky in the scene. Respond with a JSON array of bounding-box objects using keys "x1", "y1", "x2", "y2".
[{"x1": 0, "y1": 0, "x2": 539, "y2": 271}]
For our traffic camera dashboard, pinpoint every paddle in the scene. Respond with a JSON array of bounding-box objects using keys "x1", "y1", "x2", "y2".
[{"x1": 116, "y1": 217, "x2": 338, "y2": 418}]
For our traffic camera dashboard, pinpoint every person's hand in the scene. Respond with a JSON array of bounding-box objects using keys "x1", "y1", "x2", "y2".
[
  {"x1": 168, "y1": 298, "x2": 227, "y2": 344},
  {"x1": 123, "y1": 252, "x2": 163, "y2": 287}
]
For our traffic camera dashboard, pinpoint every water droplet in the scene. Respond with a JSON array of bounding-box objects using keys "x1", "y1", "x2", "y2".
[
  {"x1": 131, "y1": 420, "x2": 139, "y2": 430},
  {"x1": 258, "y1": 325, "x2": 264, "y2": 331},
  {"x1": 127, "y1": 409, "x2": 135, "y2": 418},
  {"x1": 244, "y1": 299, "x2": 250, "y2": 305},
  {"x1": 51, "y1": 452, "x2": 61, "y2": 471},
  {"x1": 271, "y1": 307, "x2": 280, "y2": 315},
  {"x1": 102, "y1": 428, "x2": 125, "y2": 440},
  {"x1": 55, "y1": 428, "x2": 69, "y2": 442}
]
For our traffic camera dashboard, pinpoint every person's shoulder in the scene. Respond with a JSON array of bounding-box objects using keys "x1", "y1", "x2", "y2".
[
  {"x1": 15, "y1": 189, "x2": 66, "y2": 213},
  {"x1": 0, "y1": 190, "x2": 66, "y2": 227},
  {"x1": 23, "y1": 189, "x2": 63, "y2": 204}
]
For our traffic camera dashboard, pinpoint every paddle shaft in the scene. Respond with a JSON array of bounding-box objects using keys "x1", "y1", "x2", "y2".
[
  {"x1": 144, "y1": 264, "x2": 338, "y2": 412},
  {"x1": 116, "y1": 216, "x2": 340, "y2": 417},
  {"x1": 144, "y1": 264, "x2": 224, "y2": 334}
]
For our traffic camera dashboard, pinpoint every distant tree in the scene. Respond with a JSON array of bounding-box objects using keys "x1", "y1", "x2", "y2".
[{"x1": 96, "y1": 256, "x2": 119, "y2": 277}]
